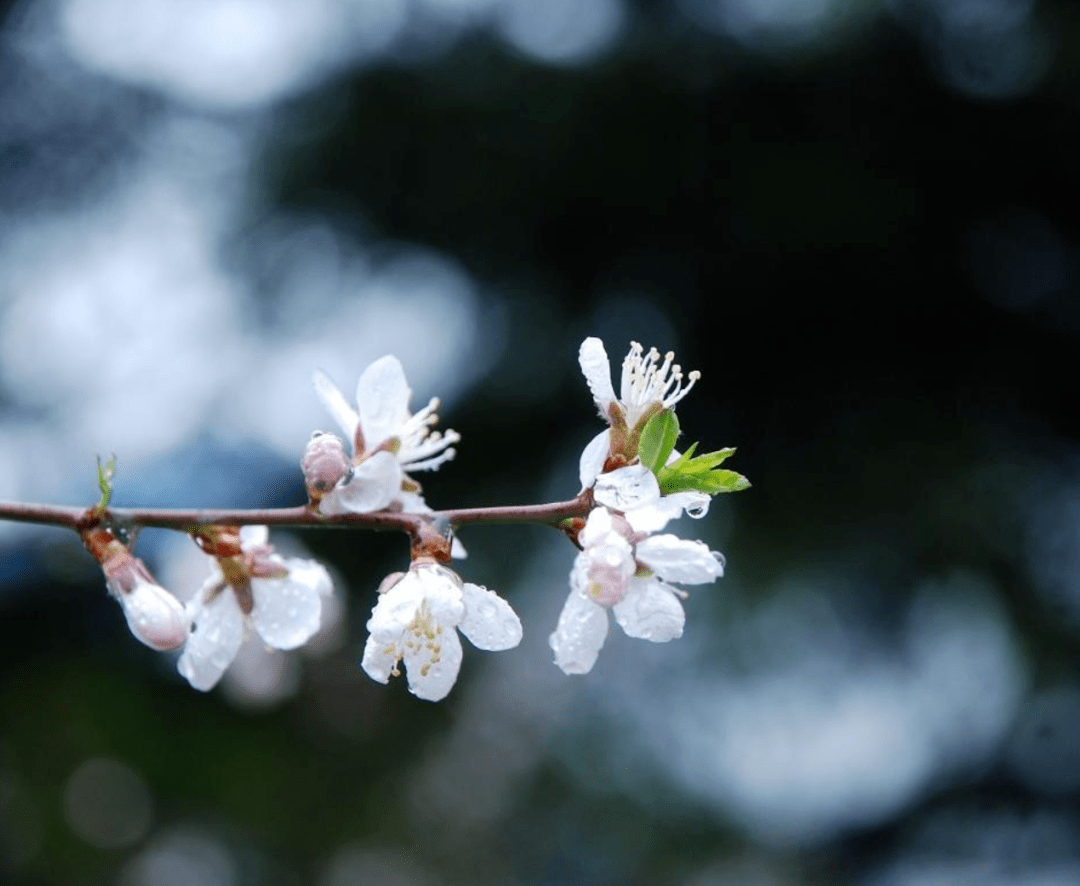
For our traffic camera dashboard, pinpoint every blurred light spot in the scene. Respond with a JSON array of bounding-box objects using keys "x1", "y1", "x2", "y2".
[
  {"x1": 587, "y1": 293, "x2": 679, "y2": 359},
  {"x1": 119, "y1": 827, "x2": 236, "y2": 886},
  {"x1": 319, "y1": 845, "x2": 438, "y2": 886},
  {"x1": 219, "y1": 643, "x2": 301, "y2": 710},
  {"x1": 610, "y1": 572, "x2": 1024, "y2": 846},
  {"x1": 679, "y1": 0, "x2": 864, "y2": 50},
  {"x1": 900, "y1": 0, "x2": 1050, "y2": 98},
  {"x1": 1008, "y1": 686, "x2": 1080, "y2": 796},
  {"x1": 496, "y1": 0, "x2": 625, "y2": 65},
  {"x1": 63, "y1": 757, "x2": 152, "y2": 848},
  {"x1": 60, "y1": 0, "x2": 356, "y2": 109}
]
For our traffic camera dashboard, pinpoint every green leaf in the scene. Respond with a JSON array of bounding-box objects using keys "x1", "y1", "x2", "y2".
[
  {"x1": 637, "y1": 408, "x2": 680, "y2": 473},
  {"x1": 94, "y1": 454, "x2": 117, "y2": 516},
  {"x1": 657, "y1": 445, "x2": 749, "y2": 495}
]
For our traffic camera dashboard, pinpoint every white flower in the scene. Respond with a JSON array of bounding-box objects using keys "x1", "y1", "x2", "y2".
[
  {"x1": 178, "y1": 526, "x2": 333, "y2": 691},
  {"x1": 361, "y1": 562, "x2": 522, "y2": 701},
  {"x1": 313, "y1": 356, "x2": 460, "y2": 514},
  {"x1": 578, "y1": 337, "x2": 700, "y2": 487},
  {"x1": 549, "y1": 505, "x2": 724, "y2": 675}
]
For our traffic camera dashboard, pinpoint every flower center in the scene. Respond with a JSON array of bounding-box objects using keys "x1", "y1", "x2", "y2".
[{"x1": 620, "y1": 342, "x2": 700, "y2": 423}]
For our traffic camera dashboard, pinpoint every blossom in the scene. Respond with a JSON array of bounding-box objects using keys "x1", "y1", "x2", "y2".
[
  {"x1": 578, "y1": 337, "x2": 700, "y2": 486},
  {"x1": 549, "y1": 505, "x2": 724, "y2": 675},
  {"x1": 178, "y1": 526, "x2": 333, "y2": 691},
  {"x1": 361, "y1": 561, "x2": 522, "y2": 701},
  {"x1": 313, "y1": 356, "x2": 459, "y2": 514}
]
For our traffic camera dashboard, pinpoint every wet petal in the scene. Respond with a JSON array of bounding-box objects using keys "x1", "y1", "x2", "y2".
[
  {"x1": 249, "y1": 566, "x2": 327, "y2": 650},
  {"x1": 356, "y1": 355, "x2": 412, "y2": 448},
  {"x1": 119, "y1": 579, "x2": 189, "y2": 651},
  {"x1": 579, "y1": 337, "x2": 616, "y2": 412},
  {"x1": 322, "y1": 451, "x2": 402, "y2": 514},
  {"x1": 411, "y1": 564, "x2": 465, "y2": 627},
  {"x1": 313, "y1": 370, "x2": 360, "y2": 444},
  {"x1": 594, "y1": 464, "x2": 660, "y2": 512},
  {"x1": 239, "y1": 525, "x2": 269, "y2": 547},
  {"x1": 459, "y1": 582, "x2": 522, "y2": 651},
  {"x1": 636, "y1": 535, "x2": 724, "y2": 583},
  {"x1": 578, "y1": 429, "x2": 610, "y2": 490},
  {"x1": 403, "y1": 626, "x2": 463, "y2": 702},
  {"x1": 613, "y1": 578, "x2": 685, "y2": 642},
  {"x1": 549, "y1": 588, "x2": 609, "y2": 675},
  {"x1": 178, "y1": 591, "x2": 245, "y2": 691}
]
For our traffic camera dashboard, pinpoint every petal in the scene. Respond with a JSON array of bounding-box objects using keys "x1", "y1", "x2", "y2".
[
  {"x1": 578, "y1": 429, "x2": 611, "y2": 490},
  {"x1": 240, "y1": 525, "x2": 269, "y2": 547},
  {"x1": 549, "y1": 588, "x2": 609, "y2": 675},
  {"x1": 578, "y1": 337, "x2": 616, "y2": 412},
  {"x1": 249, "y1": 569, "x2": 325, "y2": 650},
  {"x1": 450, "y1": 533, "x2": 468, "y2": 560},
  {"x1": 459, "y1": 582, "x2": 522, "y2": 651},
  {"x1": 360, "y1": 630, "x2": 397, "y2": 684},
  {"x1": 663, "y1": 490, "x2": 711, "y2": 519},
  {"x1": 366, "y1": 572, "x2": 425, "y2": 640},
  {"x1": 323, "y1": 451, "x2": 402, "y2": 514},
  {"x1": 119, "y1": 579, "x2": 189, "y2": 651},
  {"x1": 403, "y1": 625, "x2": 463, "y2": 701},
  {"x1": 313, "y1": 370, "x2": 360, "y2": 444},
  {"x1": 612, "y1": 578, "x2": 685, "y2": 642},
  {"x1": 579, "y1": 506, "x2": 617, "y2": 547},
  {"x1": 178, "y1": 591, "x2": 245, "y2": 691},
  {"x1": 636, "y1": 535, "x2": 725, "y2": 584},
  {"x1": 411, "y1": 564, "x2": 465, "y2": 627},
  {"x1": 356, "y1": 355, "x2": 412, "y2": 448},
  {"x1": 593, "y1": 464, "x2": 661, "y2": 512}
]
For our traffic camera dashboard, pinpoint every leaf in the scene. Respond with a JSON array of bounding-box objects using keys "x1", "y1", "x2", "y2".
[
  {"x1": 94, "y1": 454, "x2": 117, "y2": 516},
  {"x1": 637, "y1": 408, "x2": 680, "y2": 473},
  {"x1": 657, "y1": 445, "x2": 749, "y2": 495}
]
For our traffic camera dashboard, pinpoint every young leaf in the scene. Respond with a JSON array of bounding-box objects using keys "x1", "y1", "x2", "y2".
[
  {"x1": 657, "y1": 445, "x2": 749, "y2": 495},
  {"x1": 94, "y1": 454, "x2": 117, "y2": 517},
  {"x1": 637, "y1": 408, "x2": 680, "y2": 473}
]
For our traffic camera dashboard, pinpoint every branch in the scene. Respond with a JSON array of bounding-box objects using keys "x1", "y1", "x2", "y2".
[{"x1": 0, "y1": 493, "x2": 593, "y2": 536}]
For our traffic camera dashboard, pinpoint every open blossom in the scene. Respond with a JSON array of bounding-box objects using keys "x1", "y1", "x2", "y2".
[
  {"x1": 578, "y1": 337, "x2": 700, "y2": 485},
  {"x1": 313, "y1": 356, "x2": 459, "y2": 515},
  {"x1": 549, "y1": 504, "x2": 724, "y2": 675},
  {"x1": 361, "y1": 561, "x2": 522, "y2": 701},
  {"x1": 178, "y1": 526, "x2": 332, "y2": 691}
]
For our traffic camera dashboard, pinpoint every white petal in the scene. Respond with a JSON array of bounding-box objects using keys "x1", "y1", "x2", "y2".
[
  {"x1": 578, "y1": 429, "x2": 611, "y2": 490},
  {"x1": 612, "y1": 579, "x2": 685, "y2": 642},
  {"x1": 412, "y1": 564, "x2": 466, "y2": 627},
  {"x1": 450, "y1": 533, "x2": 467, "y2": 560},
  {"x1": 459, "y1": 582, "x2": 522, "y2": 651},
  {"x1": 249, "y1": 570, "x2": 325, "y2": 650},
  {"x1": 662, "y1": 490, "x2": 711, "y2": 519},
  {"x1": 356, "y1": 355, "x2": 412, "y2": 448},
  {"x1": 366, "y1": 571, "x2": 426, "y2": 639},
  {"x1": 403, "y1": 626, "x2": 463, "y2": 701},
  {"x1": 394, "y1": 489, "x2": 432, "y2": 515},
  {"x1": 594, "y1": 464, "x2": 661, "y2": 512},
  {"x1": 178, "y1": 591, "x2": 245, "y2": 691},
  {"x1": 119, "y1": 580, "x2": 189, "y2": 651},
  {"x1": 578, "y1": 337, "x2": 616, "y2": 412},
  {"x1": 239, "y1": 525, "x2": 269, "y2": 547},
  {"x1": 549, "y1": 588, "x2": 609, "y2": 675},
  {"x1": 286, "y1": 558, "x2": 334, "y2": 597},
  {"x1": 313, "y1": 370, "x2": 360, "y2": 444},
  {"x1": 360, "y1": 630, "x2": 396, "y2": 684},
  {"x1": 324, "y1": 451, "x2": 402, "y2": 514},
  {"x1": 579, "y1": 506, "x2": 616, "y2": 547},
  {"x1": 636, "y1": 535, "x2": 724, "y2": 583}
]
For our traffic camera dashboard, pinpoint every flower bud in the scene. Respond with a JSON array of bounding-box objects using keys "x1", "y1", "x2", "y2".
[
  {"x1": 101, "y1": 545, "x2": 189, "y2": 651},
  {"x1": 301, "y1": 432, "x2": 350, "y2": 503}
]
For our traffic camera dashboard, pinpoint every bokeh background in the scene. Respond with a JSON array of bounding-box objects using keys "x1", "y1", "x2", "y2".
[{"x1": 2, "y1": 0, "x2": 1080, "y2": 883}]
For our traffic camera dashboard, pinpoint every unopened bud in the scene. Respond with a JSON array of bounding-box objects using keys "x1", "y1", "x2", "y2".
[
  {"x1": 101, "y1": 546, "x2": 189, "y2": 651},
  {"x1": 302, "y1": 432, "x2": 350, "y2": 503}
]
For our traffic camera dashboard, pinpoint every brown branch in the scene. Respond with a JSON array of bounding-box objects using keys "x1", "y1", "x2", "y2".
[{"x1": 0, "y1": 492, "x2": 594, "y2": 538}]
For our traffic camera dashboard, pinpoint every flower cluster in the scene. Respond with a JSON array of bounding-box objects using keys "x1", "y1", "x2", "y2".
[
  {"x1": 84, "y1": 340, "x2": 742, "y2": 701},
  {"x1": 550, "y1": 338, "x2": 729, "y2": 674}
]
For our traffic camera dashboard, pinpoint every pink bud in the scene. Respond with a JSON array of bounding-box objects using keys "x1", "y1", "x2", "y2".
[
  {"x1": 301, "y1": 432, "x2": 350, "y2": 500},
  {"x1": 104, "y1": 552, "x2": 189, "y2": 651},
  {"x1": 117, "y1": 579, "x2": 189, "y2": 651}
]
